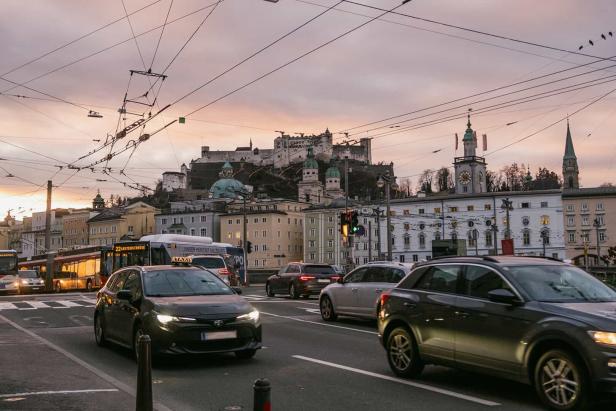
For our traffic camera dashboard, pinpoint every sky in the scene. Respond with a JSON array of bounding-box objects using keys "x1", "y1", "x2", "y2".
[{"x1": 1, "y1": 0, "x2": 616, "y2": 219}]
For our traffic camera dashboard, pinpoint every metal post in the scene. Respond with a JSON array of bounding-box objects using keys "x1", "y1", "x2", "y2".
[
  {"x1": 136, "y1": 334, "x2": 153, "y2": 411},
  {"x1": 541, "y1": 232, "x2": 547, "y2": 257},
  {"x1": 368, "y1": 220, "x2": 372, "y2": 262},
  {"x1": 243, "y1": 195, "x2": 249, "y2": 286},
  {"x1": 385, "y1": 180, "x2": 392, "y2": 262},
  {"x1": 473, "y1": 229, "x2": 478, "y2": 256},
  {"x1": 44, "y1": 180, "x2": 53, "y2": 292},
  {"x1": 253, "y1": 378, "x2": 271, "y2": 411},
  {"x1": 594, "y1": 218, "x2": 601, "y2": 266},
  {"x1": 375, "y1": 207, "x2": 382, "y2": 260}
]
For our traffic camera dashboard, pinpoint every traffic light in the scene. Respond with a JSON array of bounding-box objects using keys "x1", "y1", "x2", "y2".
[
  {"x1": 246, "y1": 241, "x2": 253, "y2": 254},
  {"x1": 340, "y1": 212, "x2": 349, "y2": 237},
  {"x1": 350, "y1": 211, "x2": 359, "y2": 234}
]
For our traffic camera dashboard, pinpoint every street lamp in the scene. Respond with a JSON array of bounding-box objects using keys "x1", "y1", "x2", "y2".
[
  {"x1": 593, "y1": 218, "x2": 602, "y2": 267},
  {"x1": 377, "y1": 171, "x2": 397, "y2": 261}
]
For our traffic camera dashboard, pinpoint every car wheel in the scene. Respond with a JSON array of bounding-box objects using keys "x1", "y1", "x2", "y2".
[
  {"x1": 235, "y1": 349, "x2": 257, "y2": 359},
  {"x1": 320, "y1": 295, "x2": 337, "y2": 321},
  {"x1": 133, "y1": 324, "x2": 145, "y2": 362},
  {"x1": 534, "y1": 349, "x2": 590, "y2": 411},
  {"x1": 86, "y1": 280, "x2": 93, "y2": 292},
  {"x1": 266, "y1": 283, "x2": 275, "y2": 297},
  {"x1": 94, "y1": 313, "x2": 107, "y2": 347},
  {"x1": 54, "y1": 281, "x2": 61, "y2": 293},
  {"x1": 386, "y1": 327, "x2": 424, "y2": 378},
  {"x1": 289, "y1": 283, "x2": 299, "y2": 299}
]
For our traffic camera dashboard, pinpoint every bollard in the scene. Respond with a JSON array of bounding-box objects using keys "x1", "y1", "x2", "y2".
[
  {"x1": 253, "y1": 378, "x2": 271, "y2": 411},
  {"x1": 136, "y1": 334, "x2": 153, "y2": 411}
]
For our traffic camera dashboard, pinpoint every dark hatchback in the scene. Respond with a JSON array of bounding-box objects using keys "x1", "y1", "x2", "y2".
[
  {"x1": 378, "y1": 256, "x2": 616, "y2": 411},
  {"x1": 265, "y1": 263, "x2": 340, "y2": 299},
  {"x1": 94, "y1": 265, "x2": 261, "y2": 359}
]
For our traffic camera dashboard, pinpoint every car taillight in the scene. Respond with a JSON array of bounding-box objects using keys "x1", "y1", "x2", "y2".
[
  {"x1": 299, "y1": 275, "x2": 315, "y2": 281},
  {"x1": 330, "y1": 276, "x2": 340, "y2": 282},
  {"x1": 218, "y1": 268, "x2": 231, "y2": 276},
  {"x1": 380, "y1": 292, "x2": 391, "y2": 308}
]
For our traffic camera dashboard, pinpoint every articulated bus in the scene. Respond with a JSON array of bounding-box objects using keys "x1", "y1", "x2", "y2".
[
  {"x1": 111, "y1": 234, "x2": 246, "y2": 281},
  {"x1": 0, "y1": 250, "x2": 19, "y2": 292},
  {"x1": 19, "y1": 246, "x2": 112, "y2": 292}
]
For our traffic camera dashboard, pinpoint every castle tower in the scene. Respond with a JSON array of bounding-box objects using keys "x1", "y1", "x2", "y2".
[
  {"x1": 562, "y1": 120, "x2": 579, "y2": 189},
  {"x1": 454, "y1": 114, "x2": 487, "y2": 194}
]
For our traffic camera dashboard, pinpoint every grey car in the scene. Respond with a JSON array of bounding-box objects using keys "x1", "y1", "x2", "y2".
[{"x1": 319, "y1": 262, "x2": 414, "y2": 321}]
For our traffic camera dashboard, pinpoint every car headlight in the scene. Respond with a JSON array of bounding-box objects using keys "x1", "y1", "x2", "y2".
[
  {"x1": 589, "y1": 331, "x2": 616, "y2": 347},
  {"x1": 21, "y1": 279, "x2": 29, "y2": 285},
  {"x1": 156, "y1": 314, "x2": 179, "y2": 324},
  {"x1": 236, "y1": 309, "x2": 259, "y2": 323}
]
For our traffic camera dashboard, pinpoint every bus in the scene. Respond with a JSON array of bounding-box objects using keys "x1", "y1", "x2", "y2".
[
  {"x1": 111, "y1": 234, "x2": 246, "y2": 281},
  {"x1": 0, "y1": 250, "x2": 19, "y2": 293},
  {"x1": 19, "y1": 246, "x2": 112, "y2": 292}
]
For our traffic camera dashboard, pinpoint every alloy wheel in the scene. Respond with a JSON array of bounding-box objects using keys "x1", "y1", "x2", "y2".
[
  {"x1": 389, "y1": 333, "x2": 412, "y2": 371},
  {"x1": 540, "y1": 357, "x2": 580, "y2": 408},
  {"x1": 320, "y1": 297, "x2": 334, "y2": 320}
]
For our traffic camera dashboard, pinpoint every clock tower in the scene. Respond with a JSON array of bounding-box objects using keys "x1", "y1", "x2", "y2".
[{"x1": 454, "y1": 114, "x2": 487, "y2": 194}]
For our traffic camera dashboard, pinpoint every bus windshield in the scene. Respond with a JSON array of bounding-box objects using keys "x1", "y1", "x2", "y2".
[{"x1": 0, "y1": 252, "x2": 18, "y2": 274}]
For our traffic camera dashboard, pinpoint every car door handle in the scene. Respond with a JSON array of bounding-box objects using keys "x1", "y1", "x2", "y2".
[
  {"x1": 403, "y1": 302, "x2": 416, "y2": 309},
  {"x1": 455, "y1": 311, "x2": 470, "y2": 318}
]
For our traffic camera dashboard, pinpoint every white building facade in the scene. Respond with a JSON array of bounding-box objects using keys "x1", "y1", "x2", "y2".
[{"x1": 380, "y1": 190, "x2": 566, "y2": 262}]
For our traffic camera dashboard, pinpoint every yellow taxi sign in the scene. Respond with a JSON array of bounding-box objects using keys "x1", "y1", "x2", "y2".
[{"x1": 171, "y1": 256, "x2": 193, "y2": 264}]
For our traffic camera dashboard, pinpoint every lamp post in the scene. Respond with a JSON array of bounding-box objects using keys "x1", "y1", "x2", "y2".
[
  {"x1": 373, "y1": 207, "x2": 382, "y2": 260},
  {"x1": 472, "y1": 228, "x2": 479, "y2": 256},
  {"x1": 501, "y1": 198, "x2": 513, "y2": 239},
  {"x1": 593, "y1": 218, "x2": 602, "y2": 266},
  {"x1": 234, "y1": 187, "x2": 253, "y2": 286},
  {"x1": 377, "y1": 171, "x2": 397, "y2": 261},
  {"x1": 540, "y1": 230, "x2": 547, "y2": 257}
]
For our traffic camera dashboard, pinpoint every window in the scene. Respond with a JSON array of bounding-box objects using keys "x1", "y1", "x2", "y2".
[
  {"x1": 228, "y1": 219, "x2": 232, "y2": 225},
  {"x1": 200, "y1": 228, "x2": 207, "y2": 236},
  {"x1": 345, "y1": 267, "x2": 367, "y2": 283},
  {"x1": 309, "y1": 240, "x2": 315, "y2": 247},
  {"x1": 310, "y1": 229, "x2": 316, "y2": 237},
  {"x1": 521, "y1": 202, "x2": 530, "y2": 209},
  {"x1": 262, "y1": 218, "x2": 267, "y2": 223},
  {"x1": 190, "y1": 228, "x2": 196, "y2": 236},
  {"x1": 434, "y1": 231, "x2": 441, "y2": 241},
  {"x1": 468, "y1": 231, "x2": 477, "y2": 247},
  {"x1": 327, "y1": 228, "x2": 334, "y2": 236},
  {"x1": 254, "y1": 260, "x2": 259, "y2": 267},
  {"x1": 262, "y1": 260, "x2": 267, "y2": 267},
  {"x1": 191, "y1": 217, "x2": 195, "y2": 223},
  {"x1": 467, "y1": 205, "x2": 474, "y2": 211},
  {"x1": 328, "y1": 252, "x2": 333, "y2": 260},
  {"x1": 596, "y1": 215, "x2": 605, "y2": 226},
  {"x1": 389, "y1": 210, "x2": 396, "y2": 217},
  {"x1": 434, "y1": 207, "x2": 441, "y2": 214},
  {"x1": 236, "y1": 219, "x2": 241, "y2": 224},
  {"x1": 581, "y1": 231, "x2": 590, "y2": 242},
  {"x1": 523, "y1": 230, "x2": 531, "y2": 246},
  {"x1": 414, "y1": 265, "x2": 460, "y2": 293},
  {"x1": 567, "y1": 216, "x2": 575, "y2": 226},
  {"x1": 403, "y1": 235, "x2": 410, "y2": 247},
  {"x1": 309, "y1": 217, "x2": 315, "y2": 224},
  {"x1": 541, "y1": 229, "x2": 550, "y2": 245},
  {"x1": 128, "y1": 225, "x2": 134, "y2": 233},
  {"x1": 449, "y1": 207, "x2": 458, "y2": 212},
  {"x1": 582, "y1": 216, "x2": 590, "y2": 226},
  {"x1": 599, "y1": 231, "x2": 606, "y2": 242},
  {"x1": 597, "y1": 202, "x2": 604, "y2": 211},
  {"x1": 566, "y1": 204, "x2": 575, "y2": 212},
  {"x1": 403, "y1": 223, "x2": 410, "y2": 231},
  {"x1": 541, "y1": 201, "x2": 548, "y2": 208},
  {"x1": 262, "y1": 230, "x2": 267, "y2": 238},
  {"x1": 485, "y1": 231, "x2": 493, "y2": 247},
  {"x1": 328, "y1": 216, "x2": 333, "y2": 223},
  {"x1": 403, "y1": 209, "x2": 410, "y2": 215},
  {"x1": 484, "y1": 204, "x2": 492, "y2": 211},
  {"x1": 254, "y1": 218, "x2": 259, "y2": 224},
  {"x1": 463, "y1": 265, "x2": 512, "y2": 300},
  {"x1": 412, "y1": 254, "x2": 418, "y2": 262},
  {"x1": 201, "y1": 216, "x2": 207, "y2": 222},
  {"x1": 161, "y1": 218, "x2": 167, "y2": 225},
  {"x1": 262, "y1": 244, "x2": 267, "y2": 252},
  {"x1": 418, "y1": 208, "x2": 425, "y2": 214},
  {"x1": 568, "y1": 232, "x2": 576, "y2": 243},
  {"x1": 254, "y1": 245, "x2": 259, "y2": 252},
  {"x1": 540, "y1": 215, "x2": 550, "y2": 225},
  {"x1": 451, "y1": 232, "x2": 458, "y2": 241},
  {"x1": 419, "y1": 233, "x2": 426, "y2": 249},
  {"x1": 399, "y1": 255, "x2": 405, "y2": 263},
  {"x1": 328, "y1": 240, "x2": 333, "y2": 247}
]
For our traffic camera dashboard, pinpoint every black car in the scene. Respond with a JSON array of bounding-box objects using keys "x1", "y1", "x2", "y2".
[
  {"x1": 378, "y1": 256, "x2": 616, "y2": 411},
  {"x1": 266, "y1": 263, "x2": 340, "y2": 299},
  {"x1": 94, "y1": 264, "x2": 261, "y2": 360}
]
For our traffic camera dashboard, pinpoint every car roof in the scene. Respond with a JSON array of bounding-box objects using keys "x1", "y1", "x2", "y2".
[
  {"x1": 415, "y1": 255, "x2": 567, "y2": 267},
  {"x1": 190, "y1": 255, "x2": 225, "y2": 259},
  {"x1": 119, "y1": 265, "x2": 207, "y2": 272}
]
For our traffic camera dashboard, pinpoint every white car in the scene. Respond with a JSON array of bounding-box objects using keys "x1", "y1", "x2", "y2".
[{"x1": 319, "y1": 262, "x2": 415, "y2": 321}]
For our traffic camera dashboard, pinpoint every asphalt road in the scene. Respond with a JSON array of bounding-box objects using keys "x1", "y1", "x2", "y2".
[{"x1": 0, "y1": 288, "x2": 613, "y2": 411}]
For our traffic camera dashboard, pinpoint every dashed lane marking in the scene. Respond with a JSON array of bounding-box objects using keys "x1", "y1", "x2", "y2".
[
  {"x1": 293, "y1": 355, "x2": 501, "y2": 407},
  {"x1": 0, "y1": 300, "x2": 95, "y2": 311},
  {"x1": 0, "y1": 389, "x2": 119, "y2": 398}
]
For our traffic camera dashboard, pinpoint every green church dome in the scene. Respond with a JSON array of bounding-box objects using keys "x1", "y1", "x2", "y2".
[
  {"x1": 325, "y1": 165, "x2": 340, "y2": 178},
  {"x1": 303, "y1": 146, "x2": 318, "y2": 169}
]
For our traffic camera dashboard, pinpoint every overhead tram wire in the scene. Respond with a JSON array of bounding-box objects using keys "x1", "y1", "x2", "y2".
[
  {"x1": 176, "y1": 0, "x2": 415, "y2": 119},
  {"x1": 0, "y1": 2, "x2": 220, "y2": 98},
  {"x1": 149, "y1": 0, "x2": 174, "y2": 70}
]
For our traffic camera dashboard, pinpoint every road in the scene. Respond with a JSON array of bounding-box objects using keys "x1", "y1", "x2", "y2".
[{"x1": 0, "y1": 288, "x2": 612, "y2": 411}]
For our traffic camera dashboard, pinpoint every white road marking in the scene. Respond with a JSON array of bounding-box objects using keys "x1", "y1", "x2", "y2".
[
  {"x1": 24, "y1": 301, "x2": 49, "y2": 309},
  {"x1": 297, "y1": 307, "x2": 321, "y2": 314},
  {"x1": 0, "y1": 389, "x2": 119, "y2": 398},
  {"x1": 0, "y1": 300, "x2": 94, "y2": 311},
  {"x1": 293, "y1": 355, "x2": 501, "y2": 407},
  {"x1": 260, "y1": 311, "x2": 377, "y2": 335},
  {"x1": 0, "y1": 314, "x2": 172, "y2": 411}
]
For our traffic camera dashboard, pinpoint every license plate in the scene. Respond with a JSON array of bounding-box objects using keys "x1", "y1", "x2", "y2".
[
  {"x1": 0, "y1": 284, "x2": 5, "y2": 289},
  {"x1": 318, "y1": 279, "x2": 330, "y2": 284},
  {"x1": 201, "y1": 330, "x2": 237, "y2": 341},
  {"x1": 32, "y1": 287, "x2": 41, "y2": 290}
]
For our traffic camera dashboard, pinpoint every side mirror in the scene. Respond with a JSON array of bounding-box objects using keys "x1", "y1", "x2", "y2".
[
  {"x1": 487, "y1": 289, "x2": 522, "y2": 306},
  {"x1": 117, "y1": 289, "x2": 132, "y2": 301},
  {"x1": 232, "y1": 286, "x2": 242, "y2": 295}
]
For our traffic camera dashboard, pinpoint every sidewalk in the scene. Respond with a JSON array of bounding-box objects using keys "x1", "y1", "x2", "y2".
[{"x1": 0, "y1": 316, "x2": 134, "y2": 411}]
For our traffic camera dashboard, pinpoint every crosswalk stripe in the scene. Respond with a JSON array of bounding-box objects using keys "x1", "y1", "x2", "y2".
[{"x1": 0, "y1": 300, "x2": 95, "y2": 311}]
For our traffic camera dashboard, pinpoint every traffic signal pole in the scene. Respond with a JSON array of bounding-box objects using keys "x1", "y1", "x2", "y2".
[{"x1": 242, "y1": 194, "x2": 249, "y2": 286}]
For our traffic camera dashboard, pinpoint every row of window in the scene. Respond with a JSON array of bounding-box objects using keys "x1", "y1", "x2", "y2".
[
  {"x1": 565, "y1": 202, "x2": 605, "y2": 212},
  {"x1": 567, "y1": 231, "x2": 607, "y2": 243},
  {"x1": 227, "y1": 217, "x2": 303, "y2": 225},
  {"x1": 392, "y1": 201, "x2": 550, "y2": 217},
  {"x1": 90, "y1": 225, "x2": 118, "y2": 235},
  {"x1": 162, "y1": 228, "x2": 208, "y2": 236},
  {"x1": 566, "y1": 215, "x2": 605, "y2": 227},
  {"x1": 160, "y1": 215, "x2": 207, "y2": 225}
]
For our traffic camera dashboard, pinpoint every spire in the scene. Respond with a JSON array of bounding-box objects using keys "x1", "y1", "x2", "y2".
[
  {"x1": 249, "y1": 138, "x2": 253, "y2": 150},
  {"x1": 564, "y1": 118, "x2": 576, "y2": 159},
  {"x1": 463, "y1": 112, "x2": 474, "y2": 142}
]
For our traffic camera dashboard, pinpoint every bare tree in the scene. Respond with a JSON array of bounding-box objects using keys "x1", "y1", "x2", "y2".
[
  {"x1": 417, "y1": 169, "x2": 434, "y2": 193},
  {"x1": 435, "y1": 167, "x2": 453, "y2": 192}
]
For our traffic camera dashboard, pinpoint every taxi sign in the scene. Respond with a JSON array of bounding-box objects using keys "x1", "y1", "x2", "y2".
[{"x1": 171, "y1": 256, "x2": 193, "y2": 264}]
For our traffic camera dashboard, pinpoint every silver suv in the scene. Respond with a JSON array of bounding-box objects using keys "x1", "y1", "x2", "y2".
[{"x1": 319, "y1": 262, "x2": 414, "y2": 321}]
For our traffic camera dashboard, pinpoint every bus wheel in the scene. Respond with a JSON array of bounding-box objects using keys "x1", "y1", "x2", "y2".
[
  {"x1": 86, "y1": 280, "x2": 93, "y2": 292},
  {"x1": 54, "y1": 282, "x2": 61, "y2": 293}
]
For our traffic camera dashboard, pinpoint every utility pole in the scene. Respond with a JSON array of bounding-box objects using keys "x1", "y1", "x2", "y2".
[
  {"x1": 368, "y1": 220, "x2": 372, "y2": 261},
  {"x1": 377, "y1": 171, "x2": 396, "y2": 262},
  {"x1": 242, "y1": 194, "x2": 249, "y2": 286},
  {"x1": 44, "y1": 180, "x2": 54, "y2": 292},
  {"x1": 594, "y1": 218, "x2": 601, "y2": 266},
  {"x1": 344, "y1": 156, "x2": 352, "y2": 269}
]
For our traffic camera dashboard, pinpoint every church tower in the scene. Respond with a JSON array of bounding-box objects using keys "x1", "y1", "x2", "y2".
[
  {"x1": 325, "y1": 161, "x2": 344, "y2": 199},
  {"x1": 297, "y1": 146, "x2": 324, "y2": 204},
  {"x1": 92, "y1": 191, "x2": 105, "y2": 210},
  {"x1": 454, "y1": 114, "x2": 487, "y2": 194},
  {"x1": 562, "y1": 120, "x2": 579, "y2": 189}
]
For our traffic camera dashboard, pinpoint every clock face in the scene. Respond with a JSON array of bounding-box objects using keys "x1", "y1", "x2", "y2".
[{"x1": 459, "y1": 170, "x2": 471, "y2": 185}]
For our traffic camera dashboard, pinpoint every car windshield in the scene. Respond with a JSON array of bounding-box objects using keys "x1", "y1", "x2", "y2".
[
  {"x1": 191, "y1": 258, "x2": 225, "y2": 269},
  {"x1": 18, "y1": 271, "x2": 38, "y2": 279},
  {"x1": 505, "y1": 265, "x2": 616, "y2": 303},
  {"x1": 303, "y1": 265, "x2": 335, "y2": 274},
  {"x1": 143, "y1": 269, "x2": 234, "y2": 297}
]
